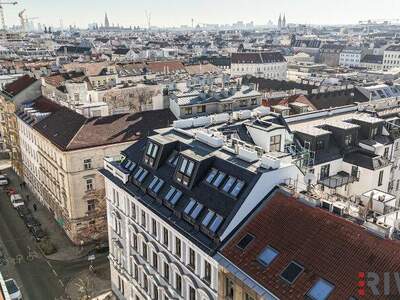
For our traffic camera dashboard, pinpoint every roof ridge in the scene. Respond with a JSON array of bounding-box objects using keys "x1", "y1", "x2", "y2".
[{"x1": 65, "y1": 115, "x2": 89, "y2": 150}]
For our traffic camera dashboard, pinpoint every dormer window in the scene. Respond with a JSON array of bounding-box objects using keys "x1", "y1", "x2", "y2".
[
  {"x1": 344, "y1": 134, "x2": 352, "y2": 146},
  {"x1": 176, "y1": 157, "x2": 195, "y2": 187},
  {"x1": 148, "y1": 176, "x2": 164, "y2": 194},
  {"x1": 167, "y1": 151, "x2": 179, "y2": 166},
  {"x1": 316, "y1": 139, "x2": 325, "y2": 151},
  {"x1": 164, "y1": 186, "x2": 182, "y2": 207},
  {"x1": 121, "y1": 158, "x2": 136, "y2": 172},
  {"x1": 133, "y1": 167, "x2": 148, "y2": 183},
  {"x1": 144, "y1": 142, "x2": 159, "y2": 167}
]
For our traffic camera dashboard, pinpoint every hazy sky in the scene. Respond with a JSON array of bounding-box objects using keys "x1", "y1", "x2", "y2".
[{"x1": 5, "y1": 0, "x2": 400, "y2": 28}]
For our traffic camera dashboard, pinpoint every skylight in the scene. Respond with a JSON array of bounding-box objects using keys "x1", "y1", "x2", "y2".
[
  {"x1": 209, "y1": 214, "x2": 223, "y2": 233},
  {"x1": 230, "y1": 180, "x2": 245, "y2": 197},
  {"x1": 134, "y1": 167, "x2": 148, "y2": 183},
  {"x1": 164, "y1": 186, "x2": 182, "y2": 206},
  {"x1": 213, "y1": 171, "x2": 226, "y2": 187},
  {"x1": 206, "y1": 168, "x2": 218, "y2": 183},
  {"x1": 237, "y1": 234, "x2": 254, "y2": 250},
  {"x1": 176, "y1": 157, "x2": 196, "y2": 187},
  {"x1": 148, "y1": 176, "x2": 164, "y2": 194},
  {"x1": 222, "y1": 176, "x2": 236, "y2": 192},
  {"x1": 202, "y1": 210, "x2": 215, "y2": 227},
  {"x1": 183, "y1": 198, "x2": 203, "y2": 220},
  {"x1": 258, "y1": 246, "x2": 279, "y2": 266},
  {"x1": 280, "y1": 261, "x2": 304, "y2": 284},
  {"x1": 306, "y1": 279, "x2": 335, "y2": 300}
]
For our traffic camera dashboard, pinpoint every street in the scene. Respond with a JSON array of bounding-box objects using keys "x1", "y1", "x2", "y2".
[{"x1": 0, "y1": 162, "x2": 110, "y2": 300}]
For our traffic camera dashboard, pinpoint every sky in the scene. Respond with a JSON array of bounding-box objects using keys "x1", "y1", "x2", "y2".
[{"x1": 5, "y1": 0, "x2": 400, "y2": 29}]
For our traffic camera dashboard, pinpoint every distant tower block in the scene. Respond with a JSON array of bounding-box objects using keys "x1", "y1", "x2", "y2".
[{"x1": 104, "y1": 12, "x2": 110, "y2": 28}]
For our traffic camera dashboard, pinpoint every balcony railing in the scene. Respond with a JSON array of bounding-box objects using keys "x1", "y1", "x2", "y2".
[{"x1": 104, "y1": 156, "x2": 129, "y2": 184}]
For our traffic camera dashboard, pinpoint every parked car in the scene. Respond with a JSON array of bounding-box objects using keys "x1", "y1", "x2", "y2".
[
  {"x1": 16, "y1": 206, "x2": 31, "y2": 218},
  {"x1": 10, "y1": 194, "x2": 24, "y2": 209},
  {"x1": 23, "y1": 215, "x2": 40, "y2": 229},
  {"x1": 30, "y1": 225, "x2": 46, "y2": 242},
  {"x1": 4, "y1": 278, "x2": 22, "y2": 300},
  {"x1": 0, "y1": 175, "x2": 9, "y2": 186}
]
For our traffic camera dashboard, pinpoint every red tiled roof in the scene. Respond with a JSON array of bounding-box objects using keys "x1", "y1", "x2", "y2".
[
  {"x1": 264, "y1": 94, "x2": 316, "y2": 110},
  {"x1": 222, "y1": 190, "x2": 400, "y2": 299},
  {"x1": 147, "y1": 60, "x2": 185, "y2": 73},
  {"x1": 3, "y1": 75, "x2": 37, "y2": 97}
]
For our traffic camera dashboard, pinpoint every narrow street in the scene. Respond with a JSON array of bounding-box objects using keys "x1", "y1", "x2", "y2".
[{"x1": 0, "y1": 161, "x2": 110, "y2": 300}]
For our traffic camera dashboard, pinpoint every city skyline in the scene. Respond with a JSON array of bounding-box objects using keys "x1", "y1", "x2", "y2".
[{"x1": 4, "y1": 0, "x2": 400, "y2": 29}]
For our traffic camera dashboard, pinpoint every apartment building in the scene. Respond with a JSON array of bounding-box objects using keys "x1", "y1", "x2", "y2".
[
  {"x1": 230, "y1": 52, "x2": 287, "y2": 80},
  {"x1": 383, "y1": 45, "x2": 400, "y2": 71},
  {"x1": 100, "y1": 108, "x2": 305, "y2": 300},
  {"x1": 0, "y1": 75, "x2": 41, "y2": 176},
  {"x1": 339, "y1": 48, "x2": 364, "y2": 68},
  {"x1": 360, "y1": 54, "x2": 383, "y2": 71},
  {"x1": 169, "y1": 84, "x2": 262, "y2": 119},
  {"x1": 217, "y1": 188, "x2": 400, "y2": 300},
  {"x1": 16, "y1": 97, "x2": 175, "y2": 244}
]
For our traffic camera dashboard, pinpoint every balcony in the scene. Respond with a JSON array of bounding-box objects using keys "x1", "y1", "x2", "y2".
[{"x1": 104, "y1": 156, "x2": 130, "y2": 184}]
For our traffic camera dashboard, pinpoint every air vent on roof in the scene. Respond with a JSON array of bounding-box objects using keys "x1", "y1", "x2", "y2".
[
  {"x1": 173, "y1": 118, "x2": 194, "y2": 129},
  {"x1": 195, "y1": 131, "x2": 224, "y2": 148},
  {"x1": 238, "y1": 147, "x2": 258, "y2": 163},
  {"x1": 193, "y1": 116, "x2": 212, "y2": 127},
  {"x1": 233, "y1": 110, "x2": 252, "y2": 121},
  {"x1": 261, "y1": 155, "x2": 281, "y2": 169},
  {"x1": 211, "y1": 113, "x2": 230, "y2": 124},
  {"x1": 252, "y1": 106, "x2": 270, "y2": 117}
]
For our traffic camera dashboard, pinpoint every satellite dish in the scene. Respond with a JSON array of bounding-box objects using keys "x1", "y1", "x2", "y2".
[{"x1": 304, "y1": 172, "x2": 317, "y2": 185}]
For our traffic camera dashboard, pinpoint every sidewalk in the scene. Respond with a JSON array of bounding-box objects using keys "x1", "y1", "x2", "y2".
[
  {"x1": 65, "y1": 262, "x2": 111, "y2": 300},
  {"x1": 2, "y1": 164, "x2": 93, "y2": 261}
]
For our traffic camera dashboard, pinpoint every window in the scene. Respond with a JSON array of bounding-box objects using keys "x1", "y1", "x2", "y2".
[
  {"x1": 320, "y1": 164, "x2": 330, "y2": 180},
  {"x1": 142, "y1": 242, "x2": 148, "y2": 260},
  {"x1": 270, "y1": 135, "x2": 281, "y2": 152},
  {"x1": 204, "y1": 261, "x2": 211, "y2": 283},
  {"x1": 205, "y1": 168, "x2": 218, "y2": 183},
  {"x1": 306, "y1": 278, "x2": 335, "y2": 300},
  {"x1": 213, "y1": 171, "x2": 226, "y2": 187},
  {"x1": 122, "y1": 158, "x2": 136, "y2": 172},
  {"x1": 85, "y1": 178, "x2": 94, "y2": 191},
  {"x1": 230, "y1": 180, "x2": 245, "y2": 197},
  {"x1": 189, "y1": 286, "x2": 196, "y2": 300},
  {"x1": 378, "y1": 170, "x2": 384, "y2": 186},
  {"x1": 143, "y1": 273, "x2": 148, "y2": 292},
  {"x1": 153, "y1": 285, "x2": 158, "y2": 300},
  {"x1": 209, "y1": 214, "x2": 223, "y2": 233},
  {"x1": 163, "y1": 228, "x2": 169, "y2": 247},
  {"x1": 168, "y1": 151, "x2": 179, "y2": 166},
  {"x1": 176, "y1": 157, "x2": 195, "y2": 186},
  {"x1": 131, "y1": 232, "x2": 138, "y2": 250},
  {"x1": 144, "y1": 142, "x2": 159, "y2": 167},
  {"x1": 370, "y1": 127, "x2": 378, "y2": 138},
  {"x1": 198, "y1": 105, "x2": 206, "y2": 113},
  {"x1": 151, "y1": 218, "x2": 157, "y2": 237},
  {"x1": 184, "y1": 107, "x2": 193, "y2": 115},
  {"x1": 184, "y1": 198, "x2": 204, "y2": 220},
  {"x1": 222, "y1": 176, "x2": 236, "y2": 193},
  {"x1": 258, "y1": 246, "x2": 279, "y2": 266},
  {"x1": 316, "y1": 139, "x2": 325, "y2": 151},
  {"x1": 202, "y1": 210, "x2": 215, "y2": 227},
  {"x1": 245, "y1": 293, "x2": 255, "y2": 300},
  {"x1": 344, "y1": 134, "x2": 352, "y2": 146},
  {"x1": 237, "y1": 234, "x2": 254, "y2": 250},
  {"x1": 384, "y1": 147, "x2": 389, "y2": 159},
  {"x1": 133, "y1": 167, "x2": 148, "y2": 183},
  {"x1": 84, "y1": 159, "x2": 92, "y2": 170},
  {"x1": 152, "y1": 251, "x2": 158, "y2": 269},
  {"x1": 164, "y1": 186, "x2": 182, "y2": 206},
  {"x1": 130, "y1": 202, "x2": 136, "y2": 219},
  {"x1": 164, "y1": 262, "x2": 170, "y2": 281},
  {"x1": 141, "y1": 211, "x2": 146, "y2": 227},
  {"x1": 118, "y1": 276, "x2": 125, "y2": 295},
  {"x1": 351, "y1": 166, "x2": 359, "y2": 178},
  {"x1": 175, "y1": 237, "x2": 181, "y2": 257},
  {"x1": 87, "y1": 199, "x2": 95, "y2": 212},
  {"x1": 225, "y1": 277, "x2": 234, "y2": 298},
  {"x1": 189, "y1": 248, "x2": 196, "y2": 270},
  {"x1": 149, "y1": 176, "x2": 164, "y2": 194},
  {"x1": 176, "y1": 273, "x2": 182, "y2": 295},
  {"x1": 280, "y1": 261, "x2": 304, "y2": 284}
]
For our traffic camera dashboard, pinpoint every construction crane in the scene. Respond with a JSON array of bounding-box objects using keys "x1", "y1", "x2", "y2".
[
  {"x1": 19, "y1": 9, "x2": 38, "y2": 32},
  {"x1": 0, "y1": 1, "x2": 17, "y2": 32}
]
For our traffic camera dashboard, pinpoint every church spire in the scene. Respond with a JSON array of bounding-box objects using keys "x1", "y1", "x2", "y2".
[
  {"x1": 283, "y1": 14, "x2": 286, "y2": 28},
  {"x1": 104, "y1": 12, "x2": 110, "y2": 28},
  {"x1": 278, "y1": 14, "x2": 282, "y2": 30}
]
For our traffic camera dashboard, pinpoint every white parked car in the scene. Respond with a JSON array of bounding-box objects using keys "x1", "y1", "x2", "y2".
[
  {"x1": 10, "y1": 194, "x2": 24, "y2": 209},
  {"x1": 0, "y1": 175, "x2": 9, "y2": 186},
  {"x1": 5, "y1": 279, "x2": 22, "y2": 300}
]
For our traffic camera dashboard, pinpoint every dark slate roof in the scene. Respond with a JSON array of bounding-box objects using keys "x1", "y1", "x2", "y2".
[
  {"x1": 293, "y1": 39, "x2": 321, "y2": 49},
  {"x1": 113, "y1": 48, "x2": 130, "y2": 55},
  {"x1": 2, "y1": 75, "x2": 37, "y2": 98},
  {"x1": 33, "y1": 107, "x2": 87, "y2": 150},
  {"x1": 343, "y1": 150, "x2": 389, "y2": 170},
  {"x1": 361, "y1": 54, "x2": 383, "y2": 64},
  {"x1": 221, "y1": 189, "x2": 400, "y2": 300},
  {"x1": 103, "y1": 131, "x2": 259, "y2": 254},
  {"x1": 386, "y1": 44, "x2": 400, "y2": 51},
  {"x1": 33, "y1": 108, "x2": 176, "y2": 151},
  {"x1": 231, "y1": 52, "x2": 286, "y2": 64}
]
